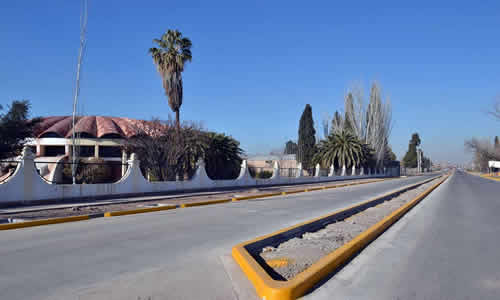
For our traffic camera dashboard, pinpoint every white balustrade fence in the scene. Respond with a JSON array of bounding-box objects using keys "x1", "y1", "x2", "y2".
[{"x1": 0, "y1": 148, "x2": 398, "y2": 205}]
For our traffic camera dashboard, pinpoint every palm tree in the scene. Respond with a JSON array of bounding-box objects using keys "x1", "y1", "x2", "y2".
[
  {"x1": 203, "y1": 132, "x2": 243, "y2": 180},
  {"x1": 149, "y1": 29, "x2": 192, "y2": 130},
  {"x1": 313, "y1": 130, "x2": 369, "y2": 174}
]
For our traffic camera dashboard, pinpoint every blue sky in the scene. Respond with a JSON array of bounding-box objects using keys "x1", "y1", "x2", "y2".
[{"x1": 1, "y1": 1, "x2": 499, "y2": 164}]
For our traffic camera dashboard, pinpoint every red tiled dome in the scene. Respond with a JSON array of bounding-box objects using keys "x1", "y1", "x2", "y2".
[{"x1": 36, "y1": 116, "x2": 150, "y2": 139}]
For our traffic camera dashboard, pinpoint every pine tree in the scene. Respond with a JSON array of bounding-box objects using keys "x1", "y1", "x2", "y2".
[{"x1": 298, "y1": 104, "x2": 316, "y2": 170}]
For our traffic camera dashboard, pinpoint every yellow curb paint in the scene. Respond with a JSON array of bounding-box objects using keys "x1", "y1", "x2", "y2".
[
  {"x1": 231, "y1": 175, "x2": 448, "y2": 300},
  {"x1": 284, "y1": 190, "x2": 303, "y2": 194},
  {"x1": 309, "y1": 187, "x2": 324, "y2": 191},
  {"x1": 235, "y1": 178, "x2": 389, "y2": 203},
  {"x1": 481, "y1": 175, "x2": 500, "y2": 182},
  {"x1": 104, "y1": 205, "x2": 177, "y2": 217},
  {"x1": 266, "y1": 258, "x2": 291, "y2": 268},
  {"x1": 180, "y1": 199, "x2": 232, "y2": 208},
  {"x1": 0, "y1": 215, "x2": 90, "y2": 231},
  {"x1": 233, "y1": 192, "x2": 284, "y2": 201}
]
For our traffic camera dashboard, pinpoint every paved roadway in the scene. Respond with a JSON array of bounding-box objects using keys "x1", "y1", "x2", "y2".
[
  {"x1": 306, "y1": 171, "x2": 500, "y2": 300},
  {"x1": 0, "y1": 175, "x2": 435, "y2": 300}
]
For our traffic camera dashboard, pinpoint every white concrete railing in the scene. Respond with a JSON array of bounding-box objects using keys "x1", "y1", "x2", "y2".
[{"x1": 0, "y1": 148, "x2": 396, "y2": 204}]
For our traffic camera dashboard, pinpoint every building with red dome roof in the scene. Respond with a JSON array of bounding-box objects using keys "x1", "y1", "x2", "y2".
[
  {"x1": 23, "y1": 116, "x2": 153, "y2": 183},
  {"x1": 28, "y1": 115, "x2": 148, "y2": 159}
]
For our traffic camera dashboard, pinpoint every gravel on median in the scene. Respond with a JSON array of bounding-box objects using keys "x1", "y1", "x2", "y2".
[{"x1": 259, "y1": 178, "x2": 438, "y2": 280}]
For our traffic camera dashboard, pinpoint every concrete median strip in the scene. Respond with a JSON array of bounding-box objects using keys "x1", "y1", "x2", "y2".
[
  {"x1": 0, "y1": 215, "x2": 90, "y2": 231},
  {"x1": 231, "y1": 175, "x2": 449, "y2": 300}
]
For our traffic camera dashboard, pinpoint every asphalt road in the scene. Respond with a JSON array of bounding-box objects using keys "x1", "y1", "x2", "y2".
[
  {"x1": 306, "y1": 171, "x2": 500, "y2": 300},
  {"x1": 0, "y1": 175, "x2": 435, "y2": 300}
]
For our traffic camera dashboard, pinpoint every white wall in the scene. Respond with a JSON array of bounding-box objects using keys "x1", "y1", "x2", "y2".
[{"x1": 0, "y1": 148, "x2": 394, "y2": 205}]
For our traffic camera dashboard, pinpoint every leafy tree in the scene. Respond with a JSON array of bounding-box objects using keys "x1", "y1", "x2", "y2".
[
  {"x1": 0, "y1": 100, "x2": 41, "y2": 159},
  {"x1": 382, "y1": 139, "x2": 397, "y2": 165},
  {"x1": 125, "y1": 120, "x2": 202, "y2": 181},
  {"x1": 313, "y1": 130, "x2": 371, "y2": 170},
  {"x1": 297, "y1": 104, "x2": 316, "y2": 169},
  {"x1": 402, "y1": 133, "x2": 421, "y2": 168},
  {"x1": 124, "y1": 119, "x2": 243, "y2": 181},
  {"x1": 149, "y1": 29, "x2": 192, "y2": 130},
  {"x1": 465, "y1": 137, "x2": 500, "y2": 172},
  {"x1": 284, "y1": 140, "x2": 298, "y2": 155}
]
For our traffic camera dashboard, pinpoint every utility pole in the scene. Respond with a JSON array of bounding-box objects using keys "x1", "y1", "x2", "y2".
[
  {"x1": 417, "y1": 147, "x2": 422, "y2": 174},
  {"x1": 71, "y1": 0, "x2": 88, "y2": 184}
]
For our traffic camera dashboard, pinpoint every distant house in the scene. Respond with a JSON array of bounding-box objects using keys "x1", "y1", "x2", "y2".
[{"x1": 245, "y1": 154, "x2": 299, "y2": 177}]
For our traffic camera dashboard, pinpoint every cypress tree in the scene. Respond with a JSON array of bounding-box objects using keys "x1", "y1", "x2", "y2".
[
  {"x1": 402, "y1": 133, "x2": 421, "y2": 168},
  {"x1": 343, "y1": 93, "x2": 354, "y2": 133},
  {"x1": 284, "y1": 140, "x2": 298, "y2": 155},
  {"x1": 298, "y1": 104, "x2": 316, "y2": 170},
  {"x1": 495, "y1": 136, "x2": 500, "y2": 149}
]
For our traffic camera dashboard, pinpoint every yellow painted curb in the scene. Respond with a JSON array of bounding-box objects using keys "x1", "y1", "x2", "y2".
[
  {"x1": 266, "y1": 258, "x2": 291, "y2": 268},
  {"x1": 481, "y1": 175, "x2": 500, "y2": 182},
  {"x1": 232, "y1": 192, "x2": 283, "y2": 201},
  {"x1": 232, "y1": 175, "x2": 448, "y2": 300},
  {"x1": 232, "y1": 178, "x2": 388, "y2": 203},
  {"x1": 180, "y1": 198, "x2": 232, "y2": 208},
  {"x1": 104, "y1": 205, "x2": 177, "y2": 217},
  {"x1": 283, "y1": 190, "x2": 304, "y2": 195},
  {"x1": 0, "y1": 215, "x2": 90, "y2": 231}
]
